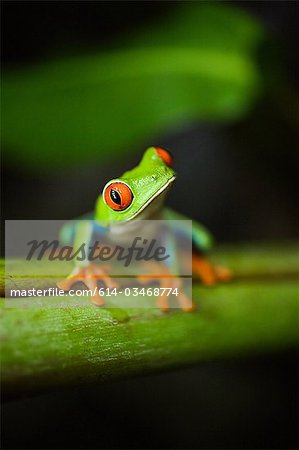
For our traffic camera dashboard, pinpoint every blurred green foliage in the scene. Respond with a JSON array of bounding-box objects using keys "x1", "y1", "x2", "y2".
[{"x1": 2, "y1": 4, "x2": 264, "y2": 170}]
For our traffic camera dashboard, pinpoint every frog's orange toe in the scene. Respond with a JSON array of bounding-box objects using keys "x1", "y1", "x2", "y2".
[
  {"x1": 214, "y1": 266, "x2": 233, "y2": 282},
  {"x1": 57, "y1": 277, "x2": 76, "y2": 291},
  {"x1": 176, "y1": 291, "x2": 195, "y2": 312},
  {"x1": 57, "y1": 264, "x2": 118, "y2": 307},
  {"x1": 192, "y1": 255, "x2": 217, "y2": 285},
  {"x1": 91, "y1": 296, "x2": 105, "y2": 307},
  {"x1": 158, "y1": 303, "x2": 170, "y2": 313},
  {"x1": 192, "y1": 254, "x2": 232, "y2": 285}
]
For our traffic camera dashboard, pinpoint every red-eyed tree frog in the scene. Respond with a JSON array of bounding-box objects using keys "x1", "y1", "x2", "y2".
[{"x1": 57, "y1": 147, "x2": 231, "y2": 311}]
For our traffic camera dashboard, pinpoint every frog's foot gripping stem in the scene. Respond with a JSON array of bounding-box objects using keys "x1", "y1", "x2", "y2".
[
  {"x1": 138, "y1": 262, "x2": 195, "y2": 313},
  {"x1": 192, "y1": 254, "x2": 232, "y2": 285},
  {"x1": 57, "y1": 264, "x2": 119, "y2": 306}
]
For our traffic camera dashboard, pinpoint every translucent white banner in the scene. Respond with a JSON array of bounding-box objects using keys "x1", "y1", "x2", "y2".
[{"x1": 5, "y1": 219, "x2": 193, "y2": 309}]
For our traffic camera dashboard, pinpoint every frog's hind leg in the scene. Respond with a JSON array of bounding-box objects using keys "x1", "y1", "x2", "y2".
[
  {"x1": 192, "y1": 254, "x2": 216, "y2": 285},
  {"x1": 192, "y1": 252, "x2": 232, "y2": 285}
]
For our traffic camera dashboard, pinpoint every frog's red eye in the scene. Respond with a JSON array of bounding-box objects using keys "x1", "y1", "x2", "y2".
[
  {"x1": 104, "y1": 182, "x2": 133, "y2": 211},
  {"x1": 154, "y1": 147, "x2": 173, "y2": 167}
]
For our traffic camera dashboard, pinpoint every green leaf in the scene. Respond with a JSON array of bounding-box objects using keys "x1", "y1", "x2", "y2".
[{"x1": 2, "y1": 4, "x2": 264, "y2": 170}]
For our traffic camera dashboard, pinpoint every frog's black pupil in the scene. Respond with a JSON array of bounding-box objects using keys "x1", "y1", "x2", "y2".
[{"x1": 110, "y1": 189, "x2": 121, "y2": 205}]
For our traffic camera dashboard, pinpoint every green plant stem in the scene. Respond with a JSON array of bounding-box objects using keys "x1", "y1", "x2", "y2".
[{"x1": 1, "y1": 242, "x2": 298, "y2": 399}]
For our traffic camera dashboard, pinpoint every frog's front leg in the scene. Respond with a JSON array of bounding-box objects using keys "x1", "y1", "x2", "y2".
[
  {"x1": 138, "y1": 262, "x2": 194, "y2": 312},
  {"x1": 158, "y1": 273, "x2": 194, "y2": 312},
  {"x1": 160, "y1": 231, "x2": 194, "y2": 311},
  {"x1": 57, "y1": 264, "x2": 118, "y2": 306},
  {"x1": 137, "y1": 226, "x2": 194, "y2": 312},
  {"x1": 57, "y1": 219, "x2": 118, "y2": 306}
]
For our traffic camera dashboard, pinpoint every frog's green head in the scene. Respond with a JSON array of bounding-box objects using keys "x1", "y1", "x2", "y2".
[{"x1": 95, "y1": 147, "x2": 176, "y2": 222}]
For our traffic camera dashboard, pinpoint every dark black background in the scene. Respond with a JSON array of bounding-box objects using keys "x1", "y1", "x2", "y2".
[
  {"x1": 2, "y1": 1, "x2": 298, "y2": 242},
  {"x1": 1, "y1": 2, "x2": 298, "y2": 449}
]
